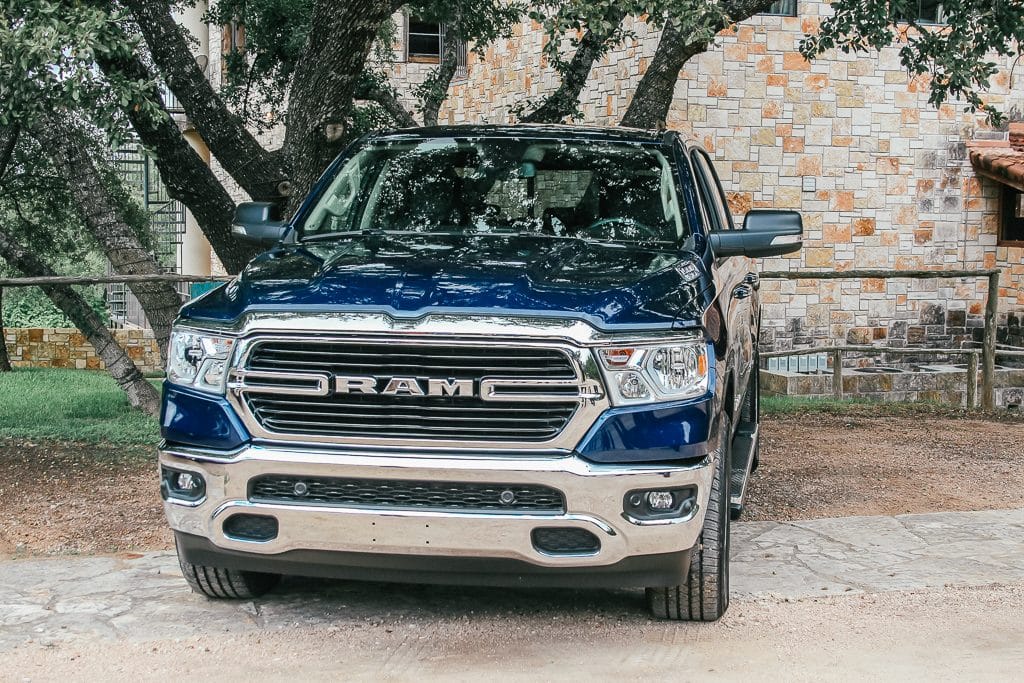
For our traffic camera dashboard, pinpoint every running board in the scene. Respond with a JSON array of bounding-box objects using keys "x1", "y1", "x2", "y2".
[{"x1": 729, "y1": 424, "x2": 758, "y2": 516}]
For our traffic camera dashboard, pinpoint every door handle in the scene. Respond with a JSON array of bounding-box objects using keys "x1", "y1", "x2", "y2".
[
  {"x1": 732, "y1": 284, "x2": 753, "y2": 300},
  {"x1": 743, "y1": 272, "x2": 760, "y2": 290}
]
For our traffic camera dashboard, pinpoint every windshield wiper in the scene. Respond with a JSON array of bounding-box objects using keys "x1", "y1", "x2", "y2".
[{"x1": 301, "y1": 229, "x2": 386, "y2": 242}]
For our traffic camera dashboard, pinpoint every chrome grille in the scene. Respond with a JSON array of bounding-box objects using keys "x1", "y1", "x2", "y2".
[
  {"x1": 238, "y1": 339, "x2": 581, "y2": 442},
  {"x1": 250, "y1": 475, "x2": 565, "y2": 513},
  {"x1": 247, "y1": 341, "x2": 576, "y2": 378}
]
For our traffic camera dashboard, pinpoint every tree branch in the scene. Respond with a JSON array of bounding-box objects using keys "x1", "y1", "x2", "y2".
[
  {"x1": 419, "y1": 29, "x2": 461, "y2": 127},
  {"x1": 283, "y1": 0, "x2": 400, "y2": 212},
  {"x1": 621, "y1": 0, "x2": 779, "y2": 129},
  {"x1": 354, "y1": 75, "x2": 419, "y2": 128},
  {"x1": 124, "y1": 0, "x2": 289, "y2": 201},
  {"x1": 96, "y1": 48, "x2": 258, "y2": 273},
  {"x1": 520, "y1": 16, "x2": 624, "y2": 124},
  {"x1": 0, "y1": 126, "x2": 17, "y2": 181},
  {"x1": 30, "y1": 114, "x2": 183, "y2": 362}
]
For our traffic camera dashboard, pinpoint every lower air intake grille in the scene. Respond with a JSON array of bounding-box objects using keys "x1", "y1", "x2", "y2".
[
  {"x1": 531, "y1": 527, "x2": 601, "y2": 554},
  {"x1": 223, "y1": 514, "x2": 279, "y2": 541},
  {"x1": 250, "y1": 475, "x2": 566, "y2": 513}
]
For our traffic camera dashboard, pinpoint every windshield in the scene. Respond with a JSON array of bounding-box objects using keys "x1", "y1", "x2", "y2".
[{"x1": 300, "y1": 137, "x2": 689, "y2": 245}]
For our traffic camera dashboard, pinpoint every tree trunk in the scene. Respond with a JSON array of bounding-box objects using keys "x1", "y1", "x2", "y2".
[
  {"x1": 419, "y1": 29, "x2": 461, "y2": 127},
  {"x1": 32, "y1": 116, "x2": 182, "y2": 364},
  {"x1": 619, "y1": 22, "x2": 708, "y2": 129},
  {"x1": 125, "y1": 0, "x2": 289, "y2": 202},
  {"x1": 520, "y1": 9, "x2": 627, "y2": 124},
  {"x1": 620, "y1": 1, "x2": 779, "y2": 129},
  {"x1": 97, "y1": 49, "x2": 258, "y2": 273},
  {"x1": 0, "y1": 287, "x2": 12, "y2": 372},
  {"x1": 0, "y1": 130, "x2": 17, "y2": 372},
  {"x1": 0, "y1": 228, "x2": 161, "y2": 415},
  {"x1": 283, "y1": 0, "x2": 403, "y2": 213}
]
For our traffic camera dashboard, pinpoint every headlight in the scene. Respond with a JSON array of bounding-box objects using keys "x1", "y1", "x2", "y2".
[
  {"x1": 167, "y1": 329, "x2": 236, "y2": 394},
  {"x1": 597, "y1": 341, "x2": 709, "y2": 405}
]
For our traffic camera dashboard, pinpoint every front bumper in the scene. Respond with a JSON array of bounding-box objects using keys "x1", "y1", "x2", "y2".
[{"x1": 161, "y1": 444, "x2": 715, "y2": 585}]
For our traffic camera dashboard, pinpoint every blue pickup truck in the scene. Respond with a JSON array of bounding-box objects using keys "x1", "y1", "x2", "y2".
[{"x1": 159, "y1": 125, "x2": 802, "y2": 620}]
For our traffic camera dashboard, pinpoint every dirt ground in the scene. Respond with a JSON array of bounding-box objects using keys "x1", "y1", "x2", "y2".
[
  {"x1": 4, "y1": 584, "x2": 1023, "y2": 681},
  {"x1": 1, "y1": 412, "x2": 1022, "y2": 557}
]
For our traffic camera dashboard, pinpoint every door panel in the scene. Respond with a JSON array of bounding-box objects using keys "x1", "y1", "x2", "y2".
[{"x1": 689, "y1": 149, "x2": 756, "y2": 411}]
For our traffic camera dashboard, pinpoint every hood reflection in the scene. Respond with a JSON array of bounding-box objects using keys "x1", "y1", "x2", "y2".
[{"x1": 183, "y1": 234, "x2": 710, "y2": 329}]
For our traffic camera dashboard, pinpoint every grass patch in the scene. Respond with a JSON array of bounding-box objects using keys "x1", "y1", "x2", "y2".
[
  {"x1": 0, "y1": 368, "x2": 160, "y2": 445},
  {"x1": 761, "y1": 394, "x2": 1020, "y2": 420}
]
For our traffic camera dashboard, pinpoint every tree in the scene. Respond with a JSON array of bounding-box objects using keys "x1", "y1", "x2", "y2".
[
  {"x1": 136, "y1": 0, "x2": 1022, "y2": 224},
  {"x1": 0, "y1": 126, "x2": 160, "y2": 413},
  {"x1": 30, "y1": 115, "x2": 181, "y2": 362}
]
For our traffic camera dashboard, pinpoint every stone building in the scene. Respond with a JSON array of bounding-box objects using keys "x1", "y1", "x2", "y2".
[
  {"x1": 191, "y1": 1, "x2": 1024, "y2": 352},
  {"x1": 382, "y1": 2, "x2": 1024, "y2": 353}
]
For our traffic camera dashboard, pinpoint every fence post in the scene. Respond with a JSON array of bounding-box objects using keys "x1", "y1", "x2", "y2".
[
  {"x1": 832, "y1": 348, "x2": 843, "y2": 400},
  {"x1": 967, "y1": 351, "x2": 978, "y2": 410},
  {"x1": 982, "y1": 271, "x2": 1000, "y2": 410}
]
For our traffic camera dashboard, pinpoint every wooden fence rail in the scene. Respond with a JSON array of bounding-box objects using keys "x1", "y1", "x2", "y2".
[
  {"x1": 760, "y1": 268, "x2": 1001, "y2": 410},
  {"x1": 0, "y1": 274, "x2": 231, "y2": 287}
]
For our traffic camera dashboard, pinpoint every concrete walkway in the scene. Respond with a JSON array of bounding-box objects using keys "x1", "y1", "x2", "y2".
[{"x1": 2, "y1": 508, "x2": 1023, "y2": 652}]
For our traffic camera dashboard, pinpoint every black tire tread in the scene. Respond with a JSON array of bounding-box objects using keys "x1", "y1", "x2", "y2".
[
  {"x1": 646, "y1": 416, "x2": 731, "y2": 621},
  {"x1": 176, "y1": 545, "x2": 280, "y2": 599}
]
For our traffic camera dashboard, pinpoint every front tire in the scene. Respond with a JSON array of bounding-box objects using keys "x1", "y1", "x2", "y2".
[
  {"x1": 176, "y1": 542, "x2": 280, "y2": 599},
  {"x1": 645, "y1": 416, "x2": 732, "y2": 621}
]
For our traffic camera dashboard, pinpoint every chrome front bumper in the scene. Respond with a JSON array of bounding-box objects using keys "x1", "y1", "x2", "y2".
[{"x1": 160, "y1": 445, "x2": 715, "y2": 571}]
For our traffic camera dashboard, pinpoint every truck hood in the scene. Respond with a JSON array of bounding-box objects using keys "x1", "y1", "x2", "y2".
[{"x1": 180, "y1": 234, "x2": 713, "y2": 330}]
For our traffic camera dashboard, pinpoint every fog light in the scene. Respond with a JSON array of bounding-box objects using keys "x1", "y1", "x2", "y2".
[
  {"x1": 176, "y1": 472, "x2": 199, "y2": 491},
  {"x1": 161, "y1": 467, "x2": 206, "y2": 503},
  {"x1": 623, "y1": 486, "x2": 697, "y2": 522},
  {"x1": 646, "y1": 490, "x2": 675, "y2": 510}
]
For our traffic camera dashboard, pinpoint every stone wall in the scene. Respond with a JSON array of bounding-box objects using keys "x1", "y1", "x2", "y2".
[
  {"x1": 390, "y1": 4, "x2": 1024, "y2": 351},
  {"x1": 2, "y1": 328, "x2": 163, "y2": 374}
]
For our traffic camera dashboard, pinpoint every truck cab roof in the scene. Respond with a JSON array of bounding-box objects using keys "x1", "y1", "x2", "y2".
[{"x1": 373, "y1": 123, "x2": 679, "y2": 147}]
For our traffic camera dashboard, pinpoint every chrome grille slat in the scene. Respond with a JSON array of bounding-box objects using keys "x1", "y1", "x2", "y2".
[
  {"x1": 253, "y1": 406, "x2": 567, "y2": 424},
  {"x1": 260, "y1": 419, "x2": 557, "y2": 436},
  {"x1": 253, "y1": 348, "x2": 566, "y2": 362},
  {"x1": 239, "y1": 339, "x2": 581, "y2": 442},
  {"x1": 250, "y1": 397, "x2": 575, "y2": 413},
  {"x1": 260, "y1": 417, "x2": 560, "y2": 435},
  {"x1": 249, "y1": 358, "x2": 571, "y2": 373}
]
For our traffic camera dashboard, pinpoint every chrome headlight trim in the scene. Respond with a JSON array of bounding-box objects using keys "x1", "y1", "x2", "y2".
[
  {"x1": 596, "y1": 340, "x2": 710, "y2": 406},
  {"x1": 166, "y1": 327, "x2": 239, "y2": 395}
]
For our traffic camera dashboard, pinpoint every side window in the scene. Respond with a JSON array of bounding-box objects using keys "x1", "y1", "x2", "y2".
[{"x1": 690, "y1": 151, "x2": 733, "y2": 231}]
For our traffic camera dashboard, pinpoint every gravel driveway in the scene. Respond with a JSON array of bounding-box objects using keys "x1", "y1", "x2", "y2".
[{"x1": 3, "y1": 508, "x2": 1023, "y2": 681}]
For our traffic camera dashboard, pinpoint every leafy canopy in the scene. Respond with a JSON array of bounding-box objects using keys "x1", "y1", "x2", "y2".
[
  {"x1": 530, "y1": 1, "x2": 730, "y2": 74},
  {"x1": 802, "y1": 0, "x2": 1024, "y2": 124},
  {"x1": 0, "y1": 1, "x2": 161, "y2": 142},
  {"x1": 205, "y1": 0, "x2": 527, "y2": 130}
]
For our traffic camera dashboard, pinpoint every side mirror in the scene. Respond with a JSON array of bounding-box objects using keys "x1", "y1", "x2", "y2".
[
  {"x1": 231, "y1": 202, "x2": 289, "y2": 246},
  {"x1": 709, "y1": 210, "x2": 803, "y2": 258}
]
